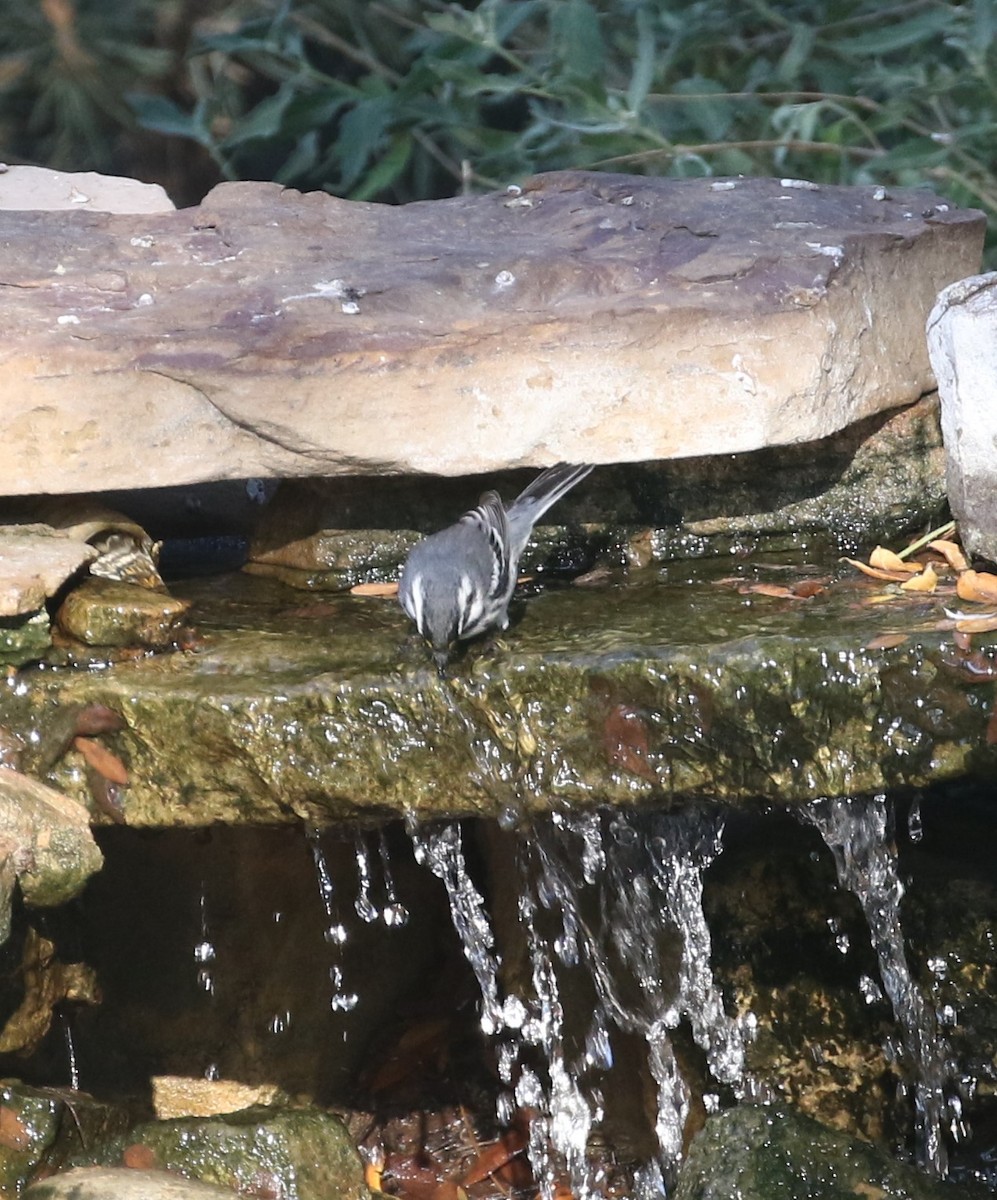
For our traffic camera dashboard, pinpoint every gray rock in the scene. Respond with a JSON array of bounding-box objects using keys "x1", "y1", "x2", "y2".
[
  {"x1": 0, "y1": 173, "x2": 983, "y2": 494},
  {"x1": 927, "y1": 272, "x2": 997, "y2": 562},
  {"x1": 674, "y1": 1103, "x2": 983, "y2": 1199},
  {"x1": 24, "y1": 1167, "x2": 238, "y2": 1198},
  {"x1": 0, "y1": 769, "x2": 102, "y2": 939}
]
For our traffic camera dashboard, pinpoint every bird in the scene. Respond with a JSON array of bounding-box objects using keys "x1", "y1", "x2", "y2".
[{"x1": 399, "y1": 463, "x2": 593, "y2": 671}]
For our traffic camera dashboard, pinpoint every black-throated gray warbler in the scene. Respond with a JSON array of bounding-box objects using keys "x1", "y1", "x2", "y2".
[{"x1": 399, "y1": 463, "x2": 593, "y2": 670}]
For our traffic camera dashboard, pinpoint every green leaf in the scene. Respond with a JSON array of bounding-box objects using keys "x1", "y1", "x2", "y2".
[
  {"x1": 349, "y1": 132, "x2": 413, "y2": 201},
  {"x1": 832, "y1": 9, "x2": 959, "y2": 57},
  {"x1": 335, "y1": 96, "x2": 393, "y2": 190},
  {"x1": 552, "y1": 0, "x2": 604, "y2": 79},
  {"x1": 627, "y1": 7, "x2": 657, "y2": 114},
  {"x1": 127, "y1": 93, "x2": 203, "y2": 142}
]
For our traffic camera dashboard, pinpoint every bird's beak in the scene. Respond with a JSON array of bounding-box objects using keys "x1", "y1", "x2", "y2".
[{"x1": 431, "y1": 647, "x2": 450, "y2": 677}]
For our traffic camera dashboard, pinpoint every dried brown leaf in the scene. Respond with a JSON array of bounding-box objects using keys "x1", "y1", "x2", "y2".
[
  {"x1": 843, "y1": 558, "x2": 911, "y2": 583},
  {"x1": 869, "y1": 546, "x2": 921, "y2": 573},
  {"x1": 955, "y1": 615, "x2": 997, "y2": 635},
  {"x1": 927, "y1": 539, "x2": 969, "y2": 572},
  {"x1": 73, "y1": 736, "x2": 129, "y2": 785},
  {"x1": 738, "y1": 582, "x2": 796, "y2": 599},
  {"x1": 899, "y1": 563, "x2": 938, "y2": 593},
  {"x1": 791, "y1": 579, "x2": 827, "y2": 598},
  {"x1": 957, "y1": 570, "x2": 997, "y2": 605},
  {"x1": 864, "y1": 633, "x2": 908, "y2": 651},
  {"x1": 350, "y1": 581, "x2": 399, "y2": 597}
]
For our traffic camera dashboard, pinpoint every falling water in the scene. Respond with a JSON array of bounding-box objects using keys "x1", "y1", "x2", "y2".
[
  {"x1": 305, "y1": 824, "x2": 358, "y2": 1013},
  {"x1": 411, "y1": 806, "x2": 745, "y2": 1196},
  {"x1": 805, "y1": 794, "x2": 953, "y2": 1175},
  {"x1": 193, "y1": 883, "x2": 216, "y2": 997}
]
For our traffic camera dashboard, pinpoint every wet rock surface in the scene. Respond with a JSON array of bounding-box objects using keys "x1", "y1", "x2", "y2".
[
  {"x1": 24, "y1": 1166, "x2": 240, "y2": 1198},
  {"x1": 0, "y1": 173, "x2": 983, "y2": 493},
  {"x1": 77, "y1": 1106, "x2": 371, "y2": 1200},
  {"x1": 0, "y1": 770, "x2": 102, "y2": 934},
  {"x1": 673, "y1": 1102, "x2": 982, "y2": 1199},
  {"x1": 1, "y1": 559, "x2": 993, "y2": 825}
]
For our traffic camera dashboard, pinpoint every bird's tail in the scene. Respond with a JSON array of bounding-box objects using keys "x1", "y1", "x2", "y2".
[{"x1": 506, "y1": 463, "x2": 592, "y2": 553}]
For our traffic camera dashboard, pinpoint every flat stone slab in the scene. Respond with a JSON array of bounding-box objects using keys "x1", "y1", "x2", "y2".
[
  {"x1": 3, "y1": 564, "x2": 993, "y2": 826},
  {"x1": 0, "y1": 165, "x2": 174, "y2": 214},
  {"x1": 0, "y1": 529, "x2": 96, "y2": 617},
  {"x1": 0, "y1": 172, "x2": 983, "y2": 493}
]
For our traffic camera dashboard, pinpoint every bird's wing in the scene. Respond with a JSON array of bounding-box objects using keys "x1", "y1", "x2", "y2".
[{"x1": 462, "y1": 490, "x2": 511, "y2": 596}]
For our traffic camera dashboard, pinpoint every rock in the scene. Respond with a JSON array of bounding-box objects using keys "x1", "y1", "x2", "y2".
[
  {"x1": 247, "y1": 395, "x2": 946, "y2": 589},
  {"x1": 0, "y1": 927, "x2": 99, "y2": 1055},
  {"x1": 0, "y1": 173, "x2": 983, "y2": 494},
  {"x1": 0, "y1": 165, "x2": 174, "y2": 214},
  {"x1": 673, "y1": 1103, "x2": 981, "y2": 1199},
  {"x1": 151, "y1": 1076, "x2": 283, "y2": 1120},
  {"x1": 0, "y1": 1081, "x2": 129, "y2": 1197},
  {"x1": 24, "y1": 1167, "x2": 238, "y2": 1198},
  {"x1": 0, "y1": 529, "x2": 95, "y2": 618},
  {"x1": 86, "y1": 1107, "x2": 370, "y2": 1200},
  {"x1": 0, "y1": 769, "x2": 102, "y2": 936},
  {"x1": 4, "y1": 561, "x2": 995, "y2": 825},
  {"x1": 927, "y1": 272, "x2": 997, "y2": 562},
  {"x1": 54, "y1": 578, "x2": 191, "y2": 648}
]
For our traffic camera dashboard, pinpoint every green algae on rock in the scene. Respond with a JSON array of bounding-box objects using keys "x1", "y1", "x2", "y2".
[
  {"x1": 54, "y1": 578, "x2": 191, "y2": 649},
  {"x1": 76, "y1": 1105, "x2": 371, "y2": 1200},
  {"x1": 0, "y1": 770, "x2": 102, "y2": 938},
  {"x1": 2, "y1": 562, "x2": 994, "y2": 826},
  {"x1": 674, "y1": 1102, "x2": 986, "y2": 1199}
]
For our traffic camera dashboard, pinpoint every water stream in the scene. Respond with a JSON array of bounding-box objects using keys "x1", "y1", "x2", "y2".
[
  {"x1": 805, "y1": 794, "x2": 956, "y2": 1176},
  {"x1": 411, "y1": 806, "x2": 748, "y2": 1196}
]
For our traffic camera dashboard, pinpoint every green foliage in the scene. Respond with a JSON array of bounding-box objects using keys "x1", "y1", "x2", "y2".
[{"x1": 1, "y1": 0, "x2": 996, "y2": 260}]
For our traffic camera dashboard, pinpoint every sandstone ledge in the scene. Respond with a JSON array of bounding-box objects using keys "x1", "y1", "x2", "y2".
[
  {"x1": 4, "y1": 566, "x2": 992, "y2": 826},
  {"x1": 0, "y1": 172, "x2": 984, "y2": 493}
]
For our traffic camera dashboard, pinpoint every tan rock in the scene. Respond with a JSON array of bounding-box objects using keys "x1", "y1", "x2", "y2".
[
  {"x1": 152, "y1": 1075, "x2": 282, "y2": 1120},
  {"x1": 0, "y1": 529, "x2": 95, "y2": 616},
  {"x1": 0, "y1": 164, "x2": 174, "y2": 214},
  {"x1": 0, "y1": 172, "x2": 983, "y2": 494}
]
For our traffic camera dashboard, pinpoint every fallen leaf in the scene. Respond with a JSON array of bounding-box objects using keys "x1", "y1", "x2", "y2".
[
  {"x1": 954, "y1": 630, "x2": 974, "y2": 651},
  {"x1": 987, "y1": 710, "x2": 997, "y2": 746},
  {"x1": 73, "y1": 737, "x2": 129, "y2": 785},
  {"x1": 737, "y1": 583, "x2": 797, "y2": 599},
  {"x1": 843, "y1": 558, "x2": 912, "y2": 583},
  {"x1": 364, "y1": 1160, "x2": 384, "y2": 1193},
  {"x1": 957, "y1": 570, "x2": 997, "y2": 605},
  {"x1": 461, "y1": 1125, "x2": 527, "y2": 1186},
  {"x1": 72, "y1": 704, "x2": 125, "y2": 736},
  {"x1": 350, "y1": 581, "x2": 399, "y2": 597},
  {"x1": 869, "y1": 546, "x2": 921, "y2": 573},
  {"x1": 602, "y1": 705, "x2": 655, "y2": 781},
  {"x1": 956, "y1": 615, "x2": 997, "y2": 635},
  {"x1": 791, "y1": 579, "x2": 827, "y2": 598},
  {"x1": 927, "y1": 539, "x2": 969, "y2": 572},
  {"x1": 864, "y1": 633, "x2": 908, "y2": 651},
  {"x1": 899, "y1": 563, "x2": 938, "y2": 593},
  {"x1": 0, "y1": 1106, "x2": 30, "y2": 1150},
  {"x1": 122, "y1": 1143, "x2": 157, "y2": 1169}
]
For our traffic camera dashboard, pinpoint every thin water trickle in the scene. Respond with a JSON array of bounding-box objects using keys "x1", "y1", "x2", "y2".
[
  {"x1": 61, "y1": 1012, "x2": 79, "y2": 1091},
  {"x1": 806, "y1": 794, "x2": 954, "y2": 1176},
  {"x1": 193, "y1": 883, "x2": 216, "y2": 996},
  {"x1": 306, "y1": 825, "x2": 358, "y2": 1013}
]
